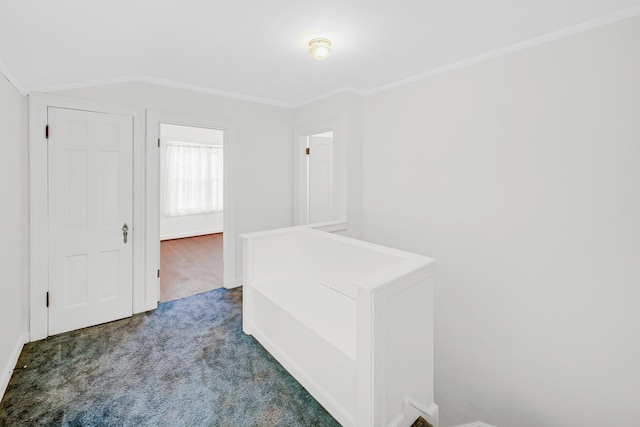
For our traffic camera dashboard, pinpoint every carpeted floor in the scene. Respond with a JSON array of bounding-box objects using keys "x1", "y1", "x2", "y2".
[{"x1": 0, "y1": 288, "x2": 340, "y2": 427}]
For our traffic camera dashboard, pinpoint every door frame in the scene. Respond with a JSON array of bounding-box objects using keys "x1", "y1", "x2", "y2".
[
  {"x1": 146, "y1": 110, "x2": 237, "y2": 290},
  {"x1": 293, "y1": 120, "x2": 344, "y2": 226},
  {"x1": 29, "y1": 93, "x2": 148, "y2": 341}
]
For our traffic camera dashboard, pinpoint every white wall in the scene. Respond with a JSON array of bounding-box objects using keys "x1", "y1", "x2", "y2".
[
  {"x1": 363, "y1": 14, "x2": 640, "y2": 427},
  {"x1": 294, "y1": 91, "x2": 364, "y2": 239},
  {"x1": 160, "y1": 123, "x2": 224, "y2": 240},
  {"x1": 0, "y1": 73, "x2": 29, "y2": 396},
  {"x1": 54, "y1": 81, "x2": 294, "y2": 283}
]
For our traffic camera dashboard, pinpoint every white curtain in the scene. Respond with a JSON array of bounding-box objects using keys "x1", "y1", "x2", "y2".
[{"x1": 165, "y1": 142, "x2": 223, "y2": 216}]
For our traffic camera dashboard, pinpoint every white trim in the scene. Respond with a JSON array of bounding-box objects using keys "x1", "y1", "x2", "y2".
[
  {"x1": 161, "y1": 229, "x2": 223, "y2": 241},
  {"x1": 22, "y1": 5, "x2": 640, "y2": 109},
  {"x1": 0, "y1": 331, "x2": 29, "y2": 400},
  {"x1": 452, "y1": 423, "x2": 498, "y2": 427},
  {"x1": 6, "y1": 5, "x2": 640, "y2": 109},
  {"x1": 365, "y1": 4, "x2": 640, "y2": 96},
  {"x1": 0, "y1": 60, "x2": 27, "y2": 96},
  {"x1": 387, "y1": 398, "x2": 439, "y2": 427},
  {"x1": 29, "y1": 76, "x2": 292, "y2": 109},
  {"x1": 29, "y1": 93, "x2": 148, "y2": 341},
  {"x1": 308, "y1": 220, "x2": 348, "y2": 233},
  {"x1": 291, "y1": 87, "x2": 364, "y2": 109},
  {"x1": 404, "y1": 399, "x2": 439, "y2": 427},
  {"x1": 146, "y1": 110, "x2": 239, "y2": 288},
  {"x1": 238, "y1": 221, "x2": 349, "y2": 240},
  {"x1": 27, "y1": 76, "x2": 363, "y2": 110},
  {"x1": 293, "y1": 121, "x2": 346, "y2": 227}
]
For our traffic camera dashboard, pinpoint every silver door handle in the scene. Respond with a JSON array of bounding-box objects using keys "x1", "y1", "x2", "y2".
[{"x1": 122, "y1": 223, "x2": 129, "y2": 244}]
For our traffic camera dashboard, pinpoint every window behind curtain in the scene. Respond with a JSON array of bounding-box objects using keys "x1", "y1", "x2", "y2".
[{"x1": 164, "y1": 141, "x2": 223, "y2": 216}]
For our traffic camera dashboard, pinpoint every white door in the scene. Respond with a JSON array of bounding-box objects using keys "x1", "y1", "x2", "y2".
[
  {"x1": 308, "y1": 135, "x2": 334, "y2": 223},
  {"x1": 47, "y1": 107, "x2": 134, "y2": 335}
]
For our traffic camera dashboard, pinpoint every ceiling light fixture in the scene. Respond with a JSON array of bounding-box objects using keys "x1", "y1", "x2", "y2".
[{"x1": 308, "y1": 38, "x2": 332, "y2": 61}]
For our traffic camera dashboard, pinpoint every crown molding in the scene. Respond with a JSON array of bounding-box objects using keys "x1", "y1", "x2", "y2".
[
  {"x1": 29, "y1": 75, "x2": 366, "y2": 110},
  {"x1": 0, "y1": 60, "x2": 27, "y2": 95},
  {"x1": 7, "y1": 5, "x2": 640, "y2": 108},
  {"x1": 365, "y1": 4, "x2": 640, "y2": 96},
  {"x1": 28, "y1": 75, "x2": 294, "y2": 109},
  {"x1": 292, "y1": 87, "x2": 365, "y2": 109}
]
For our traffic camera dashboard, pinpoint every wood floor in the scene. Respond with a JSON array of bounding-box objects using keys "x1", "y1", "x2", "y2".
[{"x1": 160, "y1": 233, "x2": 223, "y2": 302}]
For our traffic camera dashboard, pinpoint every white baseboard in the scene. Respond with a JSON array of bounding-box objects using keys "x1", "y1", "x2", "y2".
[
  {"x1": 400, "y1": 398, "x2": 439, "y2": 427},
  {"x1": 452, "y1": 423, "x2": 497, "y2": 427},
  {"x1": 160, "y1": 229, "x2": 222, "y2": 240},
  {"x1": 0, "y1": 331, "x2": 29, "y2": 400}
]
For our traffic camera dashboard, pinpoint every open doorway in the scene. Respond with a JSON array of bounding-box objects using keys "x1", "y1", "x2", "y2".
[{"x1": 159, "y1": 124, "x2": 224, "y2": 302}]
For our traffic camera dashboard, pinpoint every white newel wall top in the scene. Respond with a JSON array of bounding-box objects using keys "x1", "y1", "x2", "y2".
[{"x1": 241, "y1": 226, "x2": 437, "y2": 427}]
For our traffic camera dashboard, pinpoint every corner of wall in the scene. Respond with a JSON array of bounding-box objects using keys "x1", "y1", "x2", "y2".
[
  {"x1": 0, "y1": 69, "x2": 30, "y2": 401},
  {"x1": 21, "y1": 94, "x2": 30, "y2": 337},
  {"x1": 0, "y1": 331, "x2": 28, "y2": 401}
]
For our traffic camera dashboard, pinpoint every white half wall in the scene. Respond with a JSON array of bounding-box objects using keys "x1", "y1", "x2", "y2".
[
  {"x1": 53, "y1": 81, "x2": 294, "y2": 285},
  {"x1": 0, "y1": 73, "x2": 29, "y2": 397},
  {"x1": 363, "y1": 14, "x2": 640, "y2": 427}
]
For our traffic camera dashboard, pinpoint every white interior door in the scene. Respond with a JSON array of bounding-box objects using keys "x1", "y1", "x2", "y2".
[
  {"x1": 308, "y1": 135, "x2": 334, "y2": 223},
  {"x1": 47, "y1": 107, "x2": 134, "y2": 335}
]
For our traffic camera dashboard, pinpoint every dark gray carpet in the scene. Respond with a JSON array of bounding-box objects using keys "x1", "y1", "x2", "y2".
[{"x1": 0, "y1": 288, "x2": 340, "y2": 427}]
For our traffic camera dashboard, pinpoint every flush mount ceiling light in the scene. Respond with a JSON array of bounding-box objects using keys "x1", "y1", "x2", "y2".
[{"x1": 308, "y1": 38, "x2": 332, "y2": 61}]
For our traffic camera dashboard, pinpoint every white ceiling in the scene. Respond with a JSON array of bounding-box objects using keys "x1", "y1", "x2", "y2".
[{"x1": 1, "y1": 0, "x2": 639, "y2": 107}]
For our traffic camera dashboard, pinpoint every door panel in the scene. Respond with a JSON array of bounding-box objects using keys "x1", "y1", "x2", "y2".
[
  {"x1": 48, "y1": 107, "x2": 134, "y2": 335},
  {"x1": 308, "y1": 135, "x2": 334, "y2": 224}
]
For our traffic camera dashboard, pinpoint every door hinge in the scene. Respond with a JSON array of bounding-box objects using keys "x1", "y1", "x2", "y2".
[
  {"x1": 46, "y1": 292, "x2": 49, "y2": 308},
  {"x1": 157, "y1": 138, "x2": 160, "y2": 148},
  {"x1": 45, "y1": 125, "x2": 49, "y2": 139},
  {"x1": 305, "y1": 147, "x2": 310, "y2": 155},
  {"x1": 157, "y1": 269, "x2": 160, "y2": 278}
]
